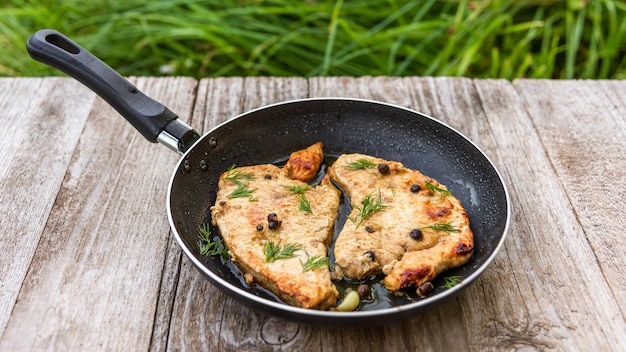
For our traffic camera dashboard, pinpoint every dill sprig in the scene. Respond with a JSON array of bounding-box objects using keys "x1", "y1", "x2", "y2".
[
  {"x1": 263, "y1": 240, "x2": 302, "y2": 263},
  {"x1": 421, "y1": 221, "x2": 459, "y2": 233},
  {"x1": 425, "y1": 181, "x2": 451, "y2": 196},
  {"x1": 285, "y1": 184, "x2": 312, "y2": 213},
  {"x1": 300, "y1": 255, "x2": 330, "y2": 272},
  {"x1": 442, "y1": 275, "x2": 462, "y2": 289},
  {"x1": 296, "y1": 193, "x2": 312, "y2": 213},
  {"x1": 349, "y1": 189, "x2": 388, "y2": 228},
  {"x1": 227, "y1": 182, "x2": 258, "y2": 201},
  {"x1": 224, "y1": 164, "x2": 256, "y2": 184},
  {"x1": 345, "y1": 158, "x2": 377, "y2": 170},
  {"x1": 224, "y1": 164, "x2": 258, "y2": 201},
  {"x1": 285, "y1": 184, "x2": 310, "y2": 194},
  {"x1": 197, "y1": 224, "x2": 228, "y2": 257}
]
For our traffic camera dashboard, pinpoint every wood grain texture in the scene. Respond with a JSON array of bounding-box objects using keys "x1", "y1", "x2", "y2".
[
  {"x1": 0, "y1": 77, "x2": 196, "y2": 351},
  {"x1": 0, "y1": 78, "x2": 95, "y2": 336},
  {"x1": 1, "y1": 77, "x2": 624, "y2": 352},
  {"x1": 514, "y1": 79, "x2": 626, "y2": 335},
  {"x1": 474, "y1": 79, "x2": 626, "y2": 350}
]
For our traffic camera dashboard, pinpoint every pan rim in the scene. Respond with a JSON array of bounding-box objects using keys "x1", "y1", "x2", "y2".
[{"x1": 166, "y1": 97, "x2": 511, "y2": 320}]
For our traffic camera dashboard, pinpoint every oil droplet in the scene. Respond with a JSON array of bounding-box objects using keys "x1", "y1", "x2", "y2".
[{"x1": 200, "y1": 160, "x2": 208, "y2": 171}]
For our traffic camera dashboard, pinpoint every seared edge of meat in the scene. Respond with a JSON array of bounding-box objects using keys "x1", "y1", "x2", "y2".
[{"x1": 283, "y1": 141, "x2": 324, "y2": 182}]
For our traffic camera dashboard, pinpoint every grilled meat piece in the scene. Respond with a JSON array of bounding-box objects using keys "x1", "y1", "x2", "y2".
[
  {"x1": 329, "y1": 153, "x2": 474, "y2": 291},
  {"x1": 283, "y1": 141, "x2": 324, "y2": 182},
  {"x1": 211, "y1": 144, "x2": 340, "y2": 309}
]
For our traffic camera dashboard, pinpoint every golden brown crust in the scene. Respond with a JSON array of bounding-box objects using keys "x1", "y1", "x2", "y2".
[
  {"x1": 210, "y1": 144, "x2": 340, "y2": 309},
  {"x1": 283, "y1": 142, "x2": 324, "y2": 182},
  {"x1": 329, "y1": 153, "x2": 474, "y2": 291}
]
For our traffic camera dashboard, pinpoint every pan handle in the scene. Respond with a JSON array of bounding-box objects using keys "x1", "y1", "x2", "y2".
[{"x1": 26, "y1": 29, "x2": 199, "y2": 154}]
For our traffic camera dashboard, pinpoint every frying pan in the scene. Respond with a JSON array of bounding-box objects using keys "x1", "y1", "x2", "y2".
[{"x1": 27, "y1": 29, "x2": 510, "y2": 327}]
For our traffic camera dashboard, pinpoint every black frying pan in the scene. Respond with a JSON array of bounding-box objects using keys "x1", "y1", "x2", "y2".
[{"x1": 27, "y1": 29, "x2": 510, "y2": 327}]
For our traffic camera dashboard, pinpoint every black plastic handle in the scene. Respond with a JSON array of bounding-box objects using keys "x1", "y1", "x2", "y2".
[{"x1": 26, "y1": 29, "x2": 199, "y2": 153}]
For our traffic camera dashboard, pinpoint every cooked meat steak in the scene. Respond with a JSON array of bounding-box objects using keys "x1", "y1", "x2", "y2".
[
  {"x1": 210, "y1": 144, "x2": 340, "y2": 309},
  {"x1": 329, "y1": 153, "x2": 474, "y2": 291}
]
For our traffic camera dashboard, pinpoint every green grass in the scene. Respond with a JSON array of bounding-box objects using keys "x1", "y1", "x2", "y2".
[{"x1": 1, "y1": 0, "x2": 625, "y2": 79}]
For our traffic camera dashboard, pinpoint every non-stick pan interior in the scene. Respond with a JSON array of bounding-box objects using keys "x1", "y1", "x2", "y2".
[{"x1": 167, "y1": 98, "x2": 509, "y2": 326}]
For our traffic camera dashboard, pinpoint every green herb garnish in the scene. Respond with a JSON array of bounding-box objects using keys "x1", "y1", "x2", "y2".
[
  {"x1": 285, "y1": 184, "x2": 312, "y2": 213},
  {"x1": 425, "y1": 181, "x2": 451, "y2": 196},
  {"x1": 224, "y1": 164, "x2": 256, "y2": 184},
  {"x1": 349, "y1": 189, "x2": 388, "y2": 228},
  {"x1": 197, "y1": 224, "x2": 228, "y2": 257},
  {"x1": 421, "y1": 221, "x2": 459, "y2": 233},
  {"x1": 227, "y1": 182, "x2": 258, "y2": 201},
  {"x1": 345, "y1": 158, "x2": 377, "y2": 170},
  {"x1": 442, "y1": 275, "x2": 462, "y2": 289},
  {"x1": 296, "y1": 193, "x2": 312, "y2": 213},
  {"x1": 263, "y1": 241, "x2": 302, "y2": 263},
  {"x1": 224, "y1": 164, "x2": 258, "y2": 201},
  {"x1": 300, "y1": 255, "x2": 330, "y2": 272},
  {"x1": 285, "y1": 184, "x2": 310, "y2": 194}
]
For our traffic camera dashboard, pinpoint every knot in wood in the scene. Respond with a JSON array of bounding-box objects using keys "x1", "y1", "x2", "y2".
[{"x1": 260, "y1": 317, "x2": 300, "y2": 345}]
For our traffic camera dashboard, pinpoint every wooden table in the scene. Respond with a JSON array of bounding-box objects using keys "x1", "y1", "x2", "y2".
[{"x1": 1, "y1": 76, "x2": 624, "y2": 351}]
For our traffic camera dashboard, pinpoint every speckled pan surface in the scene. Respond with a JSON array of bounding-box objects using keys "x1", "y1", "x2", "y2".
[{"x1": 167, "y1": 98, "x2": 510, "y2": 327}]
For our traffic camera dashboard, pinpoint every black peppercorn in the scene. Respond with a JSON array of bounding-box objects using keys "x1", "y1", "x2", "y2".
[
  {"x1": 417, "y1": 282, "x2": 434, "y2": 296},
  {"x1": 268, "y1": 221, "x2": 280, "y2": 230},
  {"x1": 410, "y1": 184, "x2": 421, "y2": 193},
  {"x1": 410, "y1": 229, "x2": 423, "y2": 240},
  {"x1": 365, "y1": 226, "x2": 375, "y2": 233},
  {"x1": 356, "y1": 284, "x2": 371, "y2": 299},
  {"x1": 377, "y1": 163, "x2": 390, "y2": 175},
  {"x1": 256, "y1": 224, "x2": 264, "y2": 231},
  {"x1": 267, "y1": 213, "x2": 282, "y2": 230},
  {"x1": 264, "y1": 174, "x2": 272, "y2": 180}
]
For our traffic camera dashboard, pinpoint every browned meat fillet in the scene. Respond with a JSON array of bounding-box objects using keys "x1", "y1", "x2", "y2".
[
  {"x1": 329, "y1": 153, "x2": 474, "y2": 291},
  {"x1": 211, "y1": 143, "x2": 340, "y2": 309}
]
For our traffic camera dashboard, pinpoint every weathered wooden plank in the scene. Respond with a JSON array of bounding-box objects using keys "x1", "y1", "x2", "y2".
[
  {"x1": 516, "y1": 79, "x2": 626, "y2": 273},
  {"x1": 241, "y1": 76, "x2": 310, "y2": 110},
  {"x1": 473, "y1": 79, "x2": 626, "y2": 350},
  {"x1": 514, "y1": 79, "x2": 626, "y2": 321},
  {"x1": 0, "y1": 77, "x2": 196, "y2": 351},
  {"x1": 0, "y1": 77, "x2": 95, "y2": 337},
  {"x1": 309, "y1": 75, "x2": 413, "y2": 108}
]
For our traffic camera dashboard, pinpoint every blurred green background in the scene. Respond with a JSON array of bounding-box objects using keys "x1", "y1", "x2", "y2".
[{"x1": 2, "y1": 0, "x2": 625, "y2": 79}]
